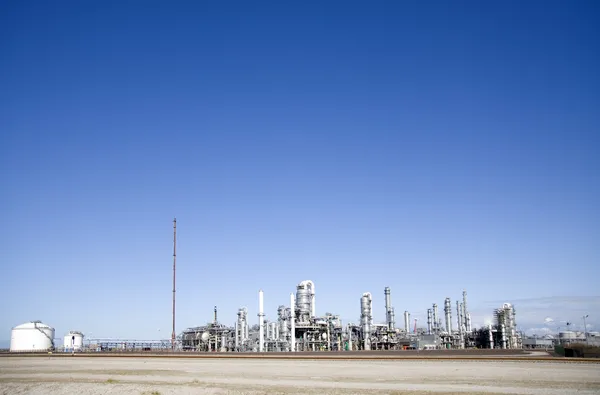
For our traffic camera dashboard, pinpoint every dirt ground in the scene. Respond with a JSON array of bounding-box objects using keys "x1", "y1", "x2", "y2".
[{"x1": 1, "y1": 356, "x2": 599, "y2": 394}]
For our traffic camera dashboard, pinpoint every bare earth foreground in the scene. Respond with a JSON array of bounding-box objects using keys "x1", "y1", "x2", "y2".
[{"x1": 1, "y1": 357, "x2": 599, "y2": 395}]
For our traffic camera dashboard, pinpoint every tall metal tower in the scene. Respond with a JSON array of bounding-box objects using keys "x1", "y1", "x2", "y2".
[{"x1": 171, "y1": 218, "x2": 177, "y2": 350}]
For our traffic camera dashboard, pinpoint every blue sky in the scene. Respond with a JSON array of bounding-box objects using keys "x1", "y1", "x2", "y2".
[{"x1": 1, "y1": 0, "x2": 599, "y2": 344}]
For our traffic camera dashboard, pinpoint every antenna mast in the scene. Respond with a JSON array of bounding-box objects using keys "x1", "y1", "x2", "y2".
[{"x1": 171, "y1": 218, "x2": 177, "y2": 350}]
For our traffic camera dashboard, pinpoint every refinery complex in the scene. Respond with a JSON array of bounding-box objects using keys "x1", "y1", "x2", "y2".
[
  {"x1": 7, "y1": 220, "x2": 597, "y2": 353},
  {"x1": 178, "y1": 281, "x2": 522, "y2": 352},
  {"x1": 8, "y1": 279, "x2": 598, "y2": 353},
  {"x1": 9, "y1": 280, "x2": 522, "y2": 353}
]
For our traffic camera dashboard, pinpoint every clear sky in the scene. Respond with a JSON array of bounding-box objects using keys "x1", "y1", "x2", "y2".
[{"x1": 1, "y1": 0, "x2": 599, "y2": 344}]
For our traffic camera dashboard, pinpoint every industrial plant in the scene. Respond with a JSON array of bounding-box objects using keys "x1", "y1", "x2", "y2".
[
  {"x1": 179, "y1": 281, "x2": 525, "y2": 352},
  {"x1": 8, "y1": 278, "x2": 600, "y2": 354},
  {"x1": 10, "y1": 280, "x2": 531, "y2": 353},
  {"x1": 7, "y1": 221, "x2": 596, "y2": 354}
]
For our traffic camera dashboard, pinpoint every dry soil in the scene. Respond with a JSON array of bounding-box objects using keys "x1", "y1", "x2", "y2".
[{"x1": 1, "y1": 356, "x2": 599, "y2": 395}]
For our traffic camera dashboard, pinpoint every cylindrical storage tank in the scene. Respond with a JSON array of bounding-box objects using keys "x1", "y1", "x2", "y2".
[
  {"x1": 559, "y1": 331, "x2": 575, "y2": 340},
  {"x1": 10, "y1": 321, "x2": 55, "y2": 352},
  {"x1": 63, "y1": 331, "x2": 84, "y2": 351}
]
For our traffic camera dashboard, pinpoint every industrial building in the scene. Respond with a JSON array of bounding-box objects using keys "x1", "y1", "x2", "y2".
[
  {"x1": 10, "y1": 281, "x2": 596, "y2": 353},
  {"x1": 522, "y1": 336, "x2": 554, "y2": 350},
  {"x1": 177, "y1": 280, "x2": 523, "y2": 352}
]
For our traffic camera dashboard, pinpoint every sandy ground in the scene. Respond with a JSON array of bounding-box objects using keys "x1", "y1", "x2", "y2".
[{"x1": 1, "y1": 357, "x2": 599, "y2": 395}]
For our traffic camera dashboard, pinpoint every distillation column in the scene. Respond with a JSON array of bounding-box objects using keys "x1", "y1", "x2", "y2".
[
  {"x1": 384, "y1": 287, "x2": 395, "y2": 331},
  {"x1": 295, "y1": 280, "x2": 315, "y2": 323},
  {"x1": 432, "y1": 303, "x2": 439, "y2": 333},
  {"x1": 258, "y1": 290, "x2": 265, "y2": 352},
  {"x1": 347, "y1": 323, "x2": 353, "y2": 351},
  {"x1": 444, "y1": 298, "x2": 452, "y2": 333},
  {"x1": 234, "y1": 321, "x2": 239, "y2": 350},
  {"x1": 277, "y1": 305, "x2": 288, "y2": 349},
  {"x1": 236, "y1": 307, "x2": 248, "y2": 350},
  {"x1": 427, "y1": 309, "x2": 433, "y2": 335},
  {"x1": 462, "y1": 290, "x2": 472, "y2": 332},
  {"x1": 403, "y1": 311, "x2": 410, "y2": 333},
  {"x1": 290, "y1": 293, "x2": 296, "y2": 352},
  {"x1": 360, "y1": 292, "x2": 372, "y2": 350},
  {"x1": 456, "y1": 300, "x2": 464, "y2": 348},
  {"x1": 456, "y1": 300, "x2": 463, "y2": 334}
]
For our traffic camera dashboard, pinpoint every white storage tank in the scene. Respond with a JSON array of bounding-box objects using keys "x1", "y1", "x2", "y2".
[
  {"x1": 559, "y1": 331, "x2": 576, "y2": 341},
  {"x1": 63, "y1": 331, "x2": 84, "y2": 351},
  {"x1": 10, "y1": 321, "x2": 55, "y2": 352}
]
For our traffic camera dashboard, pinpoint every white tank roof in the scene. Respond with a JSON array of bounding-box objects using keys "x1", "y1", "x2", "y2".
[{"x1": 13, "y1": 321, "x2": 53, "y2": 330}]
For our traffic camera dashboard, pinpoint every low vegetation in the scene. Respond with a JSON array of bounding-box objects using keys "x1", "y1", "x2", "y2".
[{"x1": 561, "y1": 343, "x2": 600, "y2": 358}]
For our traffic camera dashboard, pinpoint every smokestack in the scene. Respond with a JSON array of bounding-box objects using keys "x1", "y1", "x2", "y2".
[
  {"x1": 171, "y1": 218, "x2": 177, "y2": 350},
  {"x1": 290, "y1": 293, "x2": 296, "y2": 352},
  {"x1": 258, "y1": 290, "x2": 265, "y2": 352}
]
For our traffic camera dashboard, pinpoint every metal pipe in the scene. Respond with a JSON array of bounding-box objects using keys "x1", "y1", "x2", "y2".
[
  {"x1": 290, "y1": 293, "x2": 295, "y2": 352},
  {"x1": 258, "y1": 290, "x2": 264, "y2": 352}
]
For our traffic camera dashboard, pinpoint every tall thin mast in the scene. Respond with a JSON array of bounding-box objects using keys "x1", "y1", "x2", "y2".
[{"x1": 171, "y1": 218, "x2": 177, "y2": 350}]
